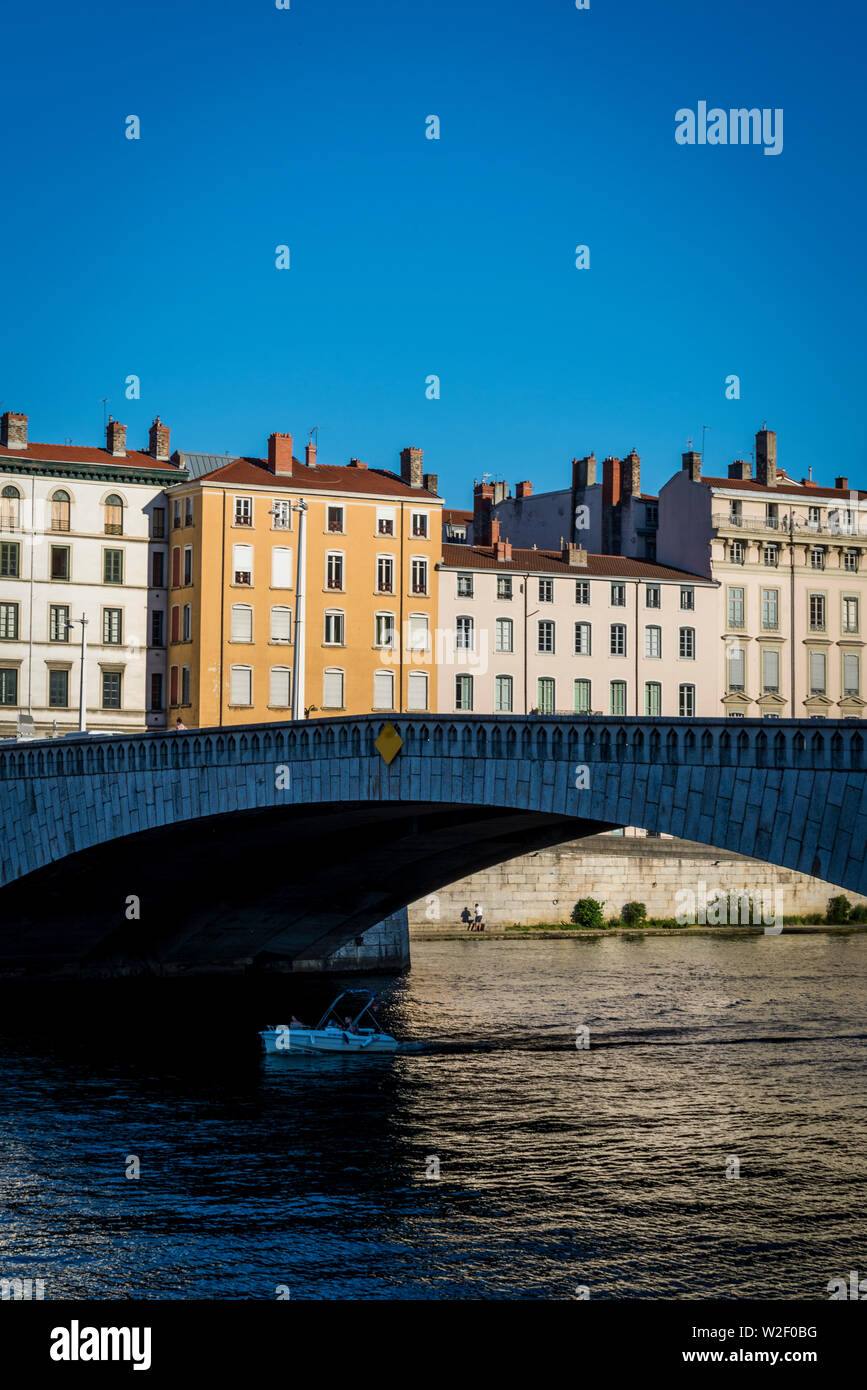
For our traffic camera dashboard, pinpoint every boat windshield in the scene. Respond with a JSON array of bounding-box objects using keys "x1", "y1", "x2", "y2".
[{"x1": 314, "y1": 990, "x2": 384, "y2": 1033}]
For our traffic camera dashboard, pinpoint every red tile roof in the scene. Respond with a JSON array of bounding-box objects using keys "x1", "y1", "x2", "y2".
[
  {"x1": 0, "y1": 441, "x2": 181, "y2": 472},
  {"x1": 441, "y1": 544, "x2": 710, "y2": 582},
  {"x1": 443, "y1": 508, "x2": 472, "y2": 523},
  {"x1": 701, "y1": 473, "x2": 865, "y2": 500},
  {"x1": 191, "y1": 456, "x2": 439, "y2": 499}
]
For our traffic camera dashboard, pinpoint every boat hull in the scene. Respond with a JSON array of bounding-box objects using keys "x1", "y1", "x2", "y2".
[{"x1": 260, "y1": 1026, "x2": 399, "y2": 1055}]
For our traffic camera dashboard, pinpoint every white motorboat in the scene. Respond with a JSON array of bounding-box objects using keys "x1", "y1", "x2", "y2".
[{"x1": 259, "y1": 990, "x2": 400, "y2": 1055}]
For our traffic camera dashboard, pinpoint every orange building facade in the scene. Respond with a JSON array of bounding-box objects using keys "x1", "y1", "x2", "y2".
[{"x1": 164, "y1": 433, "x2": 441, "y2": 727}]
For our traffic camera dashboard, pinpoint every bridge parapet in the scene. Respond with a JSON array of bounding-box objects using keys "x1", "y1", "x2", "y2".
[{"x1": 0, "y1": 715, "x2": 862, "y2": 781}]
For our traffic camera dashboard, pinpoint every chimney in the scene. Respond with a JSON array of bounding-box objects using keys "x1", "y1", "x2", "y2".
[
  {"x1": 728, "y1": 460, "x2": 751, "y2": 480},
  {"x1": 268, "y1": 432, "x2": 294, "y2": 476},
  {"x1": 348, "y1": 456, "x2": 367, "y2": 469},
  {"x1": 494, "y1": 536, "x2": 512, "y2": 562},
  {"x1": 564, "y1": 542, "x2": 588, "y2": 567},
  {"x1": 489, "y1": 517, "x2": 501, "y2": 545},
  {"x1": 621, "y1": 450, "x2": 641, "y2": 498},
  {"x1": 422, "y1": 472, "x2": 439, "y2": 494},
  {"x1": 602, "y1": 456, "x2": 622, "y2": 506},
  {"x1": 148, "y1": 416, "x2": 170, "y2": 461},
  {"x1": 515, "y1": 480, "x2": 533, "y2": 499},
  {"x1": 572, "y1": 455, "x2": 596, "y2": 491},
  {"x1": 835, "y1": 476, "x2": 849, "y2": 491},
  {"x1": 473, "y1": 480, "x2": 495, "y2": 545},
  {"x1": 755, "y1": 427, "x2": 777, "y2": 487},
  {"x1": 106, "y1": 417, "x2": 127, "y2": 457},
  {"x1": 400, "y1": 446, "x2": 424, "y2": 488},
  {"x1": 681, "y1": 450, "x2": 702, "y2": 482},
  {"x1": 0, "y1": 411, "x2": 28, "y2": 450},
  {"x1": 305, "y1": 442, "x2": 317, "y2": 468}
]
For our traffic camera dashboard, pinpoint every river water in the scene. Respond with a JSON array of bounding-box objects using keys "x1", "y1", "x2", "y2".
[{"x1": 0, "y1": 934, "x2": 864, "y2": 1300}]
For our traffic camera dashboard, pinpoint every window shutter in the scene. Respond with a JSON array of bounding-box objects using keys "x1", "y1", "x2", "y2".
[
  {"x1": 323, "y1": 670, "x2": 344, "y2": 708},
  {"x1": 269, "y1": 667, "x2": 291, "y2": 706},
  {"x1": 762, "y1": 649, "x2": 779, "y2": 690},
  {"x1": 231, "y1": 606, "x2": 253, "y2": 641},
  {"x1": 272, "y1": 548, "x2": 293, "y2": 587},
  {"x1": 373, "y1": 670, "x2": 394, "y2": 710},
  {"x1": 233, "y1": 544, "x2": 253, "y2": 582},
  {"x1": 230, "y1": 667, "x2": 251, "y2": 705},
  {"x1": 810, "y1": 651, "x2": 825, "y2": 692},
  {"x1": 407, "y1": 673, "x2": 428, "y2": 711},
  {"x1": 844, "y1": 653, "x2": 859, "y2": 694},
  {"x1": 271, "y1": 607, "x2": 291, "y2": 641}
]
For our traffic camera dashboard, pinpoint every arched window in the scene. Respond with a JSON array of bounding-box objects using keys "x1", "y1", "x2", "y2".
[
  {"x1": 104, "y1": 494, "x2": 124, "y2": 535},
  {"x1": 0, "y1": 485, "x2": 20, "y2": 531},
  {"x1": 50, "y1": 489, "x2": 70, "y2": 532}
]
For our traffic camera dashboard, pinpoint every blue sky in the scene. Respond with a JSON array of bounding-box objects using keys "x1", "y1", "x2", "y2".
[{"x1": 1, "y1": 0, "x2": 864, "y2": 505}]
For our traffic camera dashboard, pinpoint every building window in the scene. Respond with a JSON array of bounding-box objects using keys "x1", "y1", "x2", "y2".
[
  {"x1": 182, "y1": 603, "x2": 192, "y2": 641},
  {"x1": 610, "y1": 680, "x2": 627, "y2": 716},
  {"x1": 680, "y1": 586, "x2": 694, "y2": 611},
  {"x1": 234, "y1": 497, "x2": 253, "y2": 527},
  {"x1": 230, "y1": 604, "x2": 253, "y2": 642},
  {"x1": 498, "y1": 576, "x2": 513, "y2": 600},
  {"x1": 0, "y1": 668, "x2": 18, "y2": 705},
  {"x1": 729, "y1": 541, "x2": 745, "y2": 565},
  {"x1": 810, "y1": 547, "x2": 826, "y2": 570},
  {"x1": 271, "y1": 606, "x2": 292, "y2": 643},
  {"x1": 407, "y1": 671, "x2": 429, "y2": 711},
  {"x1": 610, "y1": 623, "x2": 626, "y2": 657},
  {"x1": 408, "y1": 613, "x2": 430, "y2": 653},
  {"x1": 764, "y1": 544, "x2": 779, "y2": 567},
  {"x1": 271, "y1": 500, "x2": 292, "y2": 531},
  {"x1": 843, "y1": 597, "x2": 859, "y2": 634},
  {"x1": 170, "y1": 665, "x2": 179, "y2": 706},
  {"x1": 184, "y1": 497, "x2": 193, "y2": 527},
  {"x1": 230, "y1": 666, "x2": 253, "y2": 706},
  {"x1": 170, "y1": 605, "x2": 180, "y2": 643},
  {"x1": 727, "y1": 644, "x2": 745, "y2": 691},
  {"x1": 646, "y1": 503, "x2": 659, "y2": 527},
  {"x1": 152, "y1": 551, "x2": 165, "y2": 587},
  {"x1": 233, "y1": 544, "x2": 253, "y2": 586},
  {"x1": 374, "y1": 612, "x2": 396, "y2": 649},
  {"x1": 645, "y1": 584, "x2": 660, "y2": 609},
  {"x1": 411, "y1": 558, "x2": 428, "y2": 595},
  {"x1": 0, "y1": 602, "x2": 19, "y2": 640},
  {"x1": 729, "y1": 500, "x2": 742, "y2": 524},
  {"x1": 181, "y1": 666, "x2": 191, "y2": 705},
  {"x1": 766, "y1": 503, "x2": 779, "y2": 530},
  {"x1": 171, "y1": 547, "x2": 181, "y2": 587},
  {"x1": 377, "y1": 508, "x2": 395, "y2": 537},
  {"x1": 644, "y1": 625, "x2": 661, "y2": 659},
  {"x1": 324, "y1": 610, "x2": 345, "y2": 645},
  {"x1": 411, "y1": 512, "x2": 428, "y2": 538},
  {"x1": 48, "y1": 669, "x2": 69, "y2": 708},
  {"x1": 610, "y1": 583, "x2": 626, "y2": 607},
  {"x1": 103, "y1": 608, "x2": 122, "y2": 645},
  {"x1": 539, "y1": 578, "x2": 554, "y2": 603},
  {"x1": 104, "y1": 494, "x2": 124, "y2": 535},
  {"x1": 762, "y1": 648, "x2": 780, "y2": 694},
  {"x1": 679, "y1": 683, "x2": 695, "y2": 717},
  {"x1": 574, "y1": 679, "x2": 591, "y2": 714},
  {"x1": 327, "y1": 505, "x2": 344, "y2": 534},
  {"x1": 844, "y1": 548, "x2": 859, "y2": 572},
  {"x1": 270, "y1": 666, "x2": 291, "y2": 708},
  {"x1": 183, "y1": 546, "x2": 193, "y2": 585},
  {"x1": 575, "y1": 580, "x2": 590, "y2": 605},
  {"x1": 150, "y1": 672, "x2": 163, "y2": 711},
  {"x1": 844, "y1": 652, "x2": 860, "y2": 697},
  {"x1": 456, "y1": 615, "x2": 475, "y2": 651},
  {"x1": 326, "y1": 552, "x2": 344, "y2": 591},
  {"x1": 151, "y1": 610, "x2": 164, "y2": 647},
  {"x1": 679, "y1": 627, "x2": 695, "y2": 659},
  {"x1": 0, "y1": 542, "x2": 20, "y2": 577},
  {"x1": 809, "y1": 651, "x2": 826, "y2": 695},
  {"x1": 0, "y1": 486, "x2": 21, "y2": 531},
  {"x1": 762, "y1": 588, "x2": 779, "y2": 630},
  {"x1": 808, "y1": 505, "x2": 821, "y2": 530},
  {"x1": 495, "y1": 675, "x2": 513, "y2": 713},
  {"x1": 322, "y1": 668, "x2": 345, "y2": 709},
  {"x1": 457, "y1": 573, "x2": 473, "y2": 599},
  {"x1": 538, "y1": 619, "x2": 555, "y2": 654},
  {"x1": 50, "y1": 605, "x2": 70, "y2": 642},
  {"x1": 373, "y1": 669, "x2": 395, "y2": 710},
  {"x1": 538, "y1": 677, "x2": 555, "y2": 714},
  {"x1": 101, "y1": 671, "x2": 122, "y2": 710},
  {"x1": 51, "y1": 490, "x2": 71, "y2": 532},
  {"x1": 376, "y1": 556, "x2": 395, "y2": 594},
  {"x1": 152, "y1": 506, "x2": 166, "y2": 538},
  {"x1": 728, "y1": 587, "x2": 745, "y2": 628},
  {"x1": 272, "y1": 547, "x2": 293, "y2": 588},
  {"x1": 172, "y1": 500, "x2": 182, "y2": 529},
  {"x1": 455, "y1": 674, "x2": 473, "y2": 711},
  {"x1": 102, "y1": 549, "x2": 122, "y2": 585},
  {"x1": 574, "y1": 622, "x2": 591, "y2": 655},
  {"x1": 52, "y1": 546, "x2": 71, "y2": 581},
  {"x1": 495, "y1": 617, "x2": 513, "y2": 653},
  {"x1": 809, "y1": 594, "x2": 826, "y2": 632},
  {"x1": 645, "y1": 538, "x2": 657, "y2": 562},
  {"x1": 645, "y1": 681, "x2": 661, "y2": 716}
]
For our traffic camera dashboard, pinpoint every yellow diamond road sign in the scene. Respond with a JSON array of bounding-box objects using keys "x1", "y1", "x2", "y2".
[{"x1": 375, "y1": 721, "x2": 403, "y2": 765}]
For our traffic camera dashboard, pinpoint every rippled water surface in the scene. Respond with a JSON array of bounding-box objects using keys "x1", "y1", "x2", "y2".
[{"x1": 1, "y1": 934, "x2": 865, "y2": 1299}]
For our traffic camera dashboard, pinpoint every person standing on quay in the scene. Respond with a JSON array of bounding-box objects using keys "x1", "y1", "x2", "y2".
[{"x1": 473, "y1": 902, "x2": 484, "y2": 932}]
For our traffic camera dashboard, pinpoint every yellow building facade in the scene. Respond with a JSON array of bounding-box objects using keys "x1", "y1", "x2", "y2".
[{"x1": 164, "y1": 434, "x2": 441, "y2": 727}]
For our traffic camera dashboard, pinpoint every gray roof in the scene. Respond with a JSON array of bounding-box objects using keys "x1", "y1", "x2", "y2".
[{"x1": 181, "y1": 452, "x2": 237, "y2": 480}]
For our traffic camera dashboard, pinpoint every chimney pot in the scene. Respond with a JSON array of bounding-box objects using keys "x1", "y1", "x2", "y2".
[
  {"x1": 148, "y1": 416, "x2": 171, "y2": 462},
  {"x1": 728, "y1": 460, "x2": 751, "y2": 480},
  {"x1": 399, "y1": 446, "x2": 424, "y2": 488},
  {"x1": 305, "y1": 442, "x2": 317, "y2": 468},
  {"x1": 515, "y1": 479, "x2": 533, "y2": 499},
  {"x1": 1, "y1": 411, "x2": 28, "y2": 450},
  {"x1": 348, "y1": 456, "x2": 367, "y2": 469},
  {"x1": 755, "y1": 427, "x2": 777, "y2": 488},
  {"x1": 681, "y1": 450, "x2": 702, "y2": 483},
  {"x1": 835, "y1": 476, "x2": 849, "y2": 491},
  {"x1": 422, "y1": 472, "x2": 439, "y2": 494},
  {"x1": 106, "y1": 417, "x2": 127, "y2": 457},
  {"x1": 268, "y1": 432, "x2": 294, "y2": 476}
]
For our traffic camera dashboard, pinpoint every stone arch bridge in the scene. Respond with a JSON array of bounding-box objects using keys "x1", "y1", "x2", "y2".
[{"x1": 0, "y1": 716, "x2": 864, "y2": 976}]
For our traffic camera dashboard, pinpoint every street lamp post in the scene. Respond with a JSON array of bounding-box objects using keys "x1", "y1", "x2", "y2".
[
  {"x1": 68, "y1": 613, "x2": 89, "y2": 732},
  {"x1": 292, "y1": 499, "x2": 308, "y2": 720}
]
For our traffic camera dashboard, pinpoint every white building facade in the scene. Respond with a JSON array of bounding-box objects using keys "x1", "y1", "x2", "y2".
[{"x1": 0, "y1": 411, "x2": 183, "y2": 736}]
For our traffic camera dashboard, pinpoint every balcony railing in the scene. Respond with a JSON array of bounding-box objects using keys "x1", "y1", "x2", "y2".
[
  {"x1": 713, "y1": 512, "x2": 862, "y2": 539},
  {"x1": 234, "y1": 514, "x2": 253, "y2": 527}
]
